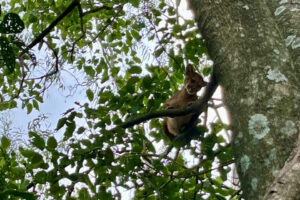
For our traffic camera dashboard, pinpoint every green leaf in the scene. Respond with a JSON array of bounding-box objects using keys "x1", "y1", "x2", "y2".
[
  {"x1": 154, "y1": 47, "x2": 164, "y2": 57},
  {"x1": 47, "y1": 136, "x2": 58, "y2": 150},
  {"x1": 133, "y1": 56, "x2": 142, "y2": 64},
  {"x1": 0, "y1": 36, "x2": 15, "y2": 74},
  {"x1": 212, "y1": 121, "x2": 229, "y2": 134},
  {"x1": 56, "y1": 117, "x2": 67, "y2": 130},
  {"x1": 11, "y1": 167, "x2": 25, "y2": 179},
  {"x1": 84, "y1": 66, "x2": 95, "y2": 77},
  {"x1": 202, "y1": 67, "x2": 212, "y2": 76},
  {"x1": 31, "y1": 153, "x2": 44, "y2": 168},
  {"x1": 111, "y1": 67, "x2": 120, "y2": 76},
  {"x1": 29, "y1": 131, "x2": 45, "y2": 150},
  {"x1": 19, "y1": 148, "x2": 46, "y2": 168},
  {"x1": 20, "y1": 148, "x2": 37, "y2": 158},
  {"x1": 26, "y1": 103, "x2": 33, "y2": 114},
  {"x1": 127, "y1": 76, "x2": 140, "y2": 85},
  {"x1": 23, "y1": 13, "x2": 38, "y2": 24},
  {"x1": 1, "y1": 136, "x2": 11, "y2": 150},
  {"x1": 101, "y1": 70, "x2": 109, "y2": 83},
  {"x1": 36, "y1": 95, "x2": 44, "y2": 103},
  {"x1": 64, "y1": 121, "x2": 76, "y2": 140},
  {"x1": 77, "y1": 127, "x2": 85, "y2": 134},
  {"x1": 142, "y1": 76, "x2": 152, "y2": 89},
  {"x1": 0, "y1": 13, "x2": 25, "y2": 34},
  {"x1": 125, "y1": 84, "x2": 135, "y2": 94},
  {"x1": 131, "y1": 29, "x2": 141, "y2": 41},
  {"x1": 152, "y1": 9, "x2": 161, "y2": 17},
  {"x1": 78, "y1": 188, "x2": 91, "y2": 199},
  {"x1": 128, "y1": 66, "x2": 142, "y2": 74},
  {"x1": 86, "y1": 89, "x2": 94, "y2": 101},
  {"x1": 32, "y1": 100, "x2": 39, "y2": 110},
  {"x1": 0, "y1": 190, "x2": 35, "y2": 200},
  {"x1": 35, "y1": 171, "x2": 47, "y2": 184},
  {"x1": 130, "y1": 0, "x2": 139, "y2": 7}
]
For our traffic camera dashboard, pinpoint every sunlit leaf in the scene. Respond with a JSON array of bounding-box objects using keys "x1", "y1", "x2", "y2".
[{"x1": 1, "y1": 136, "x2": 11, "y2": 150}]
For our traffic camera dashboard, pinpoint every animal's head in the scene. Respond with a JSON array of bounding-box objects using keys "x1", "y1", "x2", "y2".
[{"x1": 184, "y1": 64, "x2": 207, "y2": 95}]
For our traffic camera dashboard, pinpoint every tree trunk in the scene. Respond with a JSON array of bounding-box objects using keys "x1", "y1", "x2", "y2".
[{"x1": 188, "y1": 1, "x2": 300, "y2": 199}]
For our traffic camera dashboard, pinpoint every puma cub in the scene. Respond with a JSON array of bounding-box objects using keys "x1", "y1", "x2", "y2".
[{"x1": 163, "y1": 64, "x2": 207, "y2": 140}]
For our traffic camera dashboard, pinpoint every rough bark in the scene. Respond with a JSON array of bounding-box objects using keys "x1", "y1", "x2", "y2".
[
  {"x1": 264, "y1": 134, "x2": 300, "y2": 200},
  {"x1": 188, "y1": 1, "x2": 300, "y2": 199}
]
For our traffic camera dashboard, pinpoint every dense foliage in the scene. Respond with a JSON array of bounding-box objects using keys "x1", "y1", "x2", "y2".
[{"x1": 0, "y1": 0, "x2": 238, "y2": 199}]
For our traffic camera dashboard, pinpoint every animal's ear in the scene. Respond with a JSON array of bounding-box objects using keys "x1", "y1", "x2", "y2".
[{"x1": 185, "y1": 64, "x2": 194, "y2": 75}]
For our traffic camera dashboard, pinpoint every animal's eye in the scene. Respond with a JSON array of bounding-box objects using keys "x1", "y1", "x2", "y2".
[{"x1": 191, "y1": 79, "x2": 196, "y2": 83}]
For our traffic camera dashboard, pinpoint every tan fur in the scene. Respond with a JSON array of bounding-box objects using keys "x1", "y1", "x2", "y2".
[{"x1": 163, "y1": 64, "x2": 207, "y2": 140}]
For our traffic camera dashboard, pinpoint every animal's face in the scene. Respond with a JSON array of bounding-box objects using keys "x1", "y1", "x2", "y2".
[{"x1": 184, "y1": 65, "x2": 207, "y2": 95}]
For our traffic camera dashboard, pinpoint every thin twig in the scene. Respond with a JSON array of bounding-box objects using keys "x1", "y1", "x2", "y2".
[{"x1": 27, "y1": 40, "x2": 59, "y2": 80}]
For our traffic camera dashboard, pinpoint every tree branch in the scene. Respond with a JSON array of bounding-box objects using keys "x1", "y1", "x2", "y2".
[
  {"x1": 82, "y1": 5, "x2": 115, "y2": 17},
  {"x1": 114, "y1": 72, "x2": 218, "y2": 130},
  {"x1": 22, "y1": 0, "x2": 80, "y2": 54},
  {"x1": 263, "y1": 132, "x2": 300, "y2": 200},
  {"x1": 27, "y1": 39, "x2": 59, "y2": 80}
]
